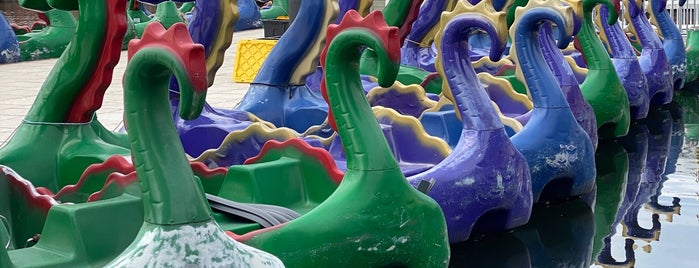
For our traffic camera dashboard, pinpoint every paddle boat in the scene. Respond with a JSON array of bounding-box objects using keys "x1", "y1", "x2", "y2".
[
  {"x1": 235, "y1": 0, "x2": 335, "y2": 133},
  {"x1": 405, "y1": 0, "x2": 532, "y2": 243},
  {"x1": 15, "y1": 8, "x2": 76, "y2": 61},
  {"x1": 226, "y1": 11, "x2": 451, "y2": 266},
  {"x1": 648, "y1": 0, "x2": 687, "y2": 91},
  {"x1": 416, "y1": 0, "x2": 598, "y2": 149},
  {"x1": 565, "y1": 0, "x2": 631, "y2": 138},
  {"x1": 234, "y1": 0, "x2": 263, "y2": 31},
  {"x1": 623, "y1": 0, "x2": 674, "y2": 107},
  {"x1": 105, "y1": 22, "x2": 285, "y2": 267},
  {"x1": 507, "y1": 0, "x2": 596, "y2": 202},
  {"x1": 0, "y1": 0, "x2": 132, "y2": 191},
  {"x1": 260, "y1": 0, "x2": 288, "y2": 19},
  {"x1": 594, "y1": 1, "x2": 650, "y2": 119}
]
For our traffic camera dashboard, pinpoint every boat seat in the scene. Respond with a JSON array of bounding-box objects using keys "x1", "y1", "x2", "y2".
[{"x1": 207, "y1": 194, "x2": 300, "y2": 228}]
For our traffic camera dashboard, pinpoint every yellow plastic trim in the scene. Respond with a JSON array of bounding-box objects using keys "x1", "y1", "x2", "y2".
[{"x1": 233, "y1": 39, "x2": 278, "y2": 83}]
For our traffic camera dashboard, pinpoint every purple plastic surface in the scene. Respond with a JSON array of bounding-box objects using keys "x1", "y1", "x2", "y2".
[
  {"x1": 407, "y1": 13, "x2": 532, "y2": 243},
  {"x1": 540, "y1": 22, "x2": 599, "y2": 148},
  {"x1": 599, "y1": 5, "x2": 650, "y2": 119},
  {"x1": 626, "y1": 0, "x2": 673, "y2": 106}
]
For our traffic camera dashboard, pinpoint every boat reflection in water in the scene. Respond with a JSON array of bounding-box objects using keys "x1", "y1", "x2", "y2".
[{"x1": 448, "y1": 92, "x2": 698, "y2": 266}]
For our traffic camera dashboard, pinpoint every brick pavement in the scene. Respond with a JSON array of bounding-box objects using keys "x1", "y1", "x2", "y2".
[{"x1": 0, "y1": 28, "x2": 265, "y2": 144}]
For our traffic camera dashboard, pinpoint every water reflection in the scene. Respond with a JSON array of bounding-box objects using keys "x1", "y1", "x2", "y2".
[
  {"x1": 449, "y1": 199, "x2": 594, "y2": 267},
  {"x1": 621, "y1": 111, "x2": 673, "y2": 244},
  {"x1": 592, "y1": 135, "x2": 635, "y2": 267}
]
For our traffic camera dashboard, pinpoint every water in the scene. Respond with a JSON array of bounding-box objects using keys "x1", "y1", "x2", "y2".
[
  {"x1": 449, "y1": 92, "x2": 699, "y2": 267},
  {"x1": 0, "y1": 1, "x2": 41, "y2": 27}
]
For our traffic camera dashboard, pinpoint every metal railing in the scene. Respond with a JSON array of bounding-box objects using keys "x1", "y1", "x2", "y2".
[{"x1": 671, "y1": 0, "x2": 699, "y2": 33}]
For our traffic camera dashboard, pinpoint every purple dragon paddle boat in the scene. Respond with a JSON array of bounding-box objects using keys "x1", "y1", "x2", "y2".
[
  {"x1": 624, "y1": 0, "x2": 673, "y2": 107},
  {"x1": 507, "y1": 0, "x2": 596, "y2": 203},
  {"x1": 595, "y1": 2, "x2": 650, "y2": 119},
  {"x1": 537, "y1": 21, "x2": 599, "y2": 148},
  {"x1": 406, "y1": 0, "x2": 532, "y2": 243},
  {"x1": 419, "y1": 0, "x2": 598, "y2": 149}
]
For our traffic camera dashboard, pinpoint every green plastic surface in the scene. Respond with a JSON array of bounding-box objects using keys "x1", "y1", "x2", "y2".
[
  {"x1": 239, "y1": 11, "x2": 451, "y2": 266},
  {"x1": 573, "y1": 0, "x2": 631, "y2": 138}
]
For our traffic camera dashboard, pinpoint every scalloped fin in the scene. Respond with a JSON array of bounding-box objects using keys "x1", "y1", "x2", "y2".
[
  {"x1": 128, "y1": 22, "x2": 207, "y2": 91},
  {"x1": 372, "y1": 106, "x2": 452, "y2": 157},
  {"x1": 244, "y1": 139, "x2": 344, "y2": 184},
  {"x1": 53, "y1": 155, "x2": 134, "y2": 203},
  {"x1": 66, "y1": 0, "x2": 128, "y2": 122},
  {"x1": 366, "y1": 81, "x2": 438, "y2": 117},
  {"x1": 1, "y1": 167, "x2": 59, "y2": 212},
  {"x1": 193, "y1": 122, "x2": 332, "y2": 167},
  {"x1": 509, "y1": 0, "x2": 575, "y2": 94},
  {"x1": 320, "y1": 10, "x2": 400, "y2": 131},
  {"x1": 478, "y1": 72, "x2": 533, "y2": 110}
]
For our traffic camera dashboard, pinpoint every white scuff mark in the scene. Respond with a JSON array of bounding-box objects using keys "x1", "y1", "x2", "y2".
[
  {"x1": 545, "y1": 144, "x2": 578, "y2": 169},
  {"x1": 105, "y1": 221, "x2": 284, "y2": 267},
  {"x1": 397, "y1": 210, "x2": 410, "y2": 228},
  {"x1": 394, "y1": 236, "x2": 409, "y2": 244},
  {"x1": 495, "y1": 173, "x2": 504, "y2": 192},
  {"x1": 386, "y1": 245, "x2": 396, "y2": 252},
  {"x1": 454, "y1": 177, "x2": 475, "y2": 187}
]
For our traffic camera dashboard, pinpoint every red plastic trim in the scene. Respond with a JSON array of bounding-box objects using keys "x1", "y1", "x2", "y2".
[
  {"x1": 66, "y1": 0, "x2": 128, "y2": 122},
  {"x1": 53, "y1": 155, "x2": 134, "y2": 199},
  {"x1": 87, "y1": 171, "x2": 138, "y2": 202},
  {"x1": 127, "y1": 23, "x2": 208, "y2": 92},
  {"x1": 244, "y1": 139, "x2": 344, "y2": 184},
  {"x1": 225, "y1": 223, "x2": 287, "y2": 242},
  {"x1": 2, "y1": 167, "x2": 59, "y2": 212}
]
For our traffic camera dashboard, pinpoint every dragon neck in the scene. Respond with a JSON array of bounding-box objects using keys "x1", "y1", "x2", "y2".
[
  {"x1": 539, "y1": 22, "x2": 580, "y2": 86},
  {"x1": 439, "y1": 14, "x2": 504, "y2": 130},
  {"x1": 577, "y1": 10, "x2": 615, "y2": 70},
  {"x1": 512, "y1": 8, "x2": 570, "y2": 108},
  {"x1": 124, "y1": 46, "x2": 211, "y2": 225},
  {"x1": 383, "y1": 0, "x2": 423, "y2": 43},
  {"x1": 625, "y1": 0, "x2": 662, "y2": 49},
  {"x1": 253, "y1": 0, "x2": 335, "y2": 86},
  {"x1": 405, "y1": 0, "x2": 457, "y2": 46},
  {"x1": 649, "y1": 0, "x2": 682, "y2": 41},
  {"x1": 323, "y1": 29, "x2": 400, "y2": 171},
  {"x1": 170, "y1": 0, "x2": 238, "y2": 92},
  {"x1": 25, "y1": 0, "x2": 126, "y2": 123},
  {"x1": 596, "y1": 5, "x2": 636, "y2": 58}
]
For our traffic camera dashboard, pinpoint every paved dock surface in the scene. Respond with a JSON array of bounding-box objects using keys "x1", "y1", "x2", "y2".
[{"x1": 0, "y1": 28, "x2": 266, "y2": 144}]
